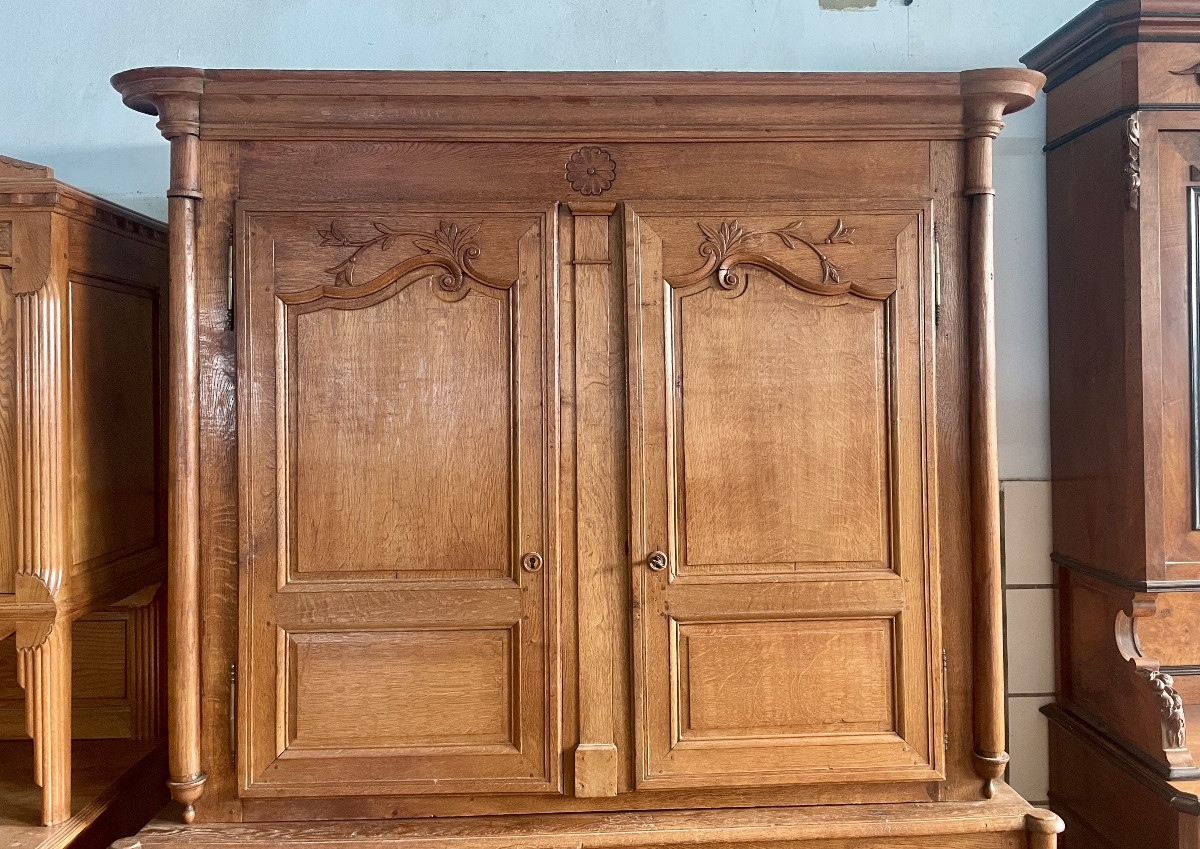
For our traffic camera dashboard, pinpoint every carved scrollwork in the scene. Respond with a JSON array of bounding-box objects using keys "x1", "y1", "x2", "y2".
[
  {"x1": 1139, "y1": 668, "x2": 1187, "y2": 751},
  {"x1": 302, "y1": 219, "x2": 512, "y2": 305},
  {"x1": 1125, "y1": 112, "x2": 1141, "y2": 211},
  {"x1": 668, "y1": 217, "x2": 892, "y2": 300}
]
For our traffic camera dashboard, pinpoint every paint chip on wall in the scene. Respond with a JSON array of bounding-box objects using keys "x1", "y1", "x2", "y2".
[{"x1": 818, "y1": 0, "x2": 878, "y2": 10}]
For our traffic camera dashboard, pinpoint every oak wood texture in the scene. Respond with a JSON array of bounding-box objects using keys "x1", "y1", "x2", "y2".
[
  {"x1": 111, "y1": 67, "x2": 1052, "y2": 848},
  {"x1": 1026, "y1": 2, "x2": 1200, "y2": 846},
  {"x1": 0, "y1": 739, "x2": 166, "y2": 849},
  {"x1": 0, "y1": 156, "x2": 168, "y2": 827}
]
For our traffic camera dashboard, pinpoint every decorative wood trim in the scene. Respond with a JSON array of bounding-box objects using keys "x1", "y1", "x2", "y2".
[
  {"x1": 16, "y1": 619, "x2": 72, "y2": 824},
  {"x1": 960, "y1": 68, "x2": 1043, "y2": 799},
  {"x1": 1138, "y1": 668, "x2": 1187, "y2": 751},
  {"x1": 0, "y1": 154, "x2": 52, "y2": 179},
  {"x1": 569, "y1": 202, "x2": 621, "y2": 798},
  {"x1": 127, "y1": 80, "x2": 208, "y2": 823},
  {"x1": 1052, "y1": 551, "x2": 1200, "y2": 591},
  {"x1": 1114, "y1": 593, "x2": 1196, "y2": 774},
  {"x1": 111, "y1": 67, "x2": 1046, "y2": 142},
  {"x1": 566, "y1": 148, "x2": 616, "y2": 196},
  {"x1": 666, "y1": 218, "x2": 887, "y2": 299},
  {"x1": 1125, "y1": 112, "x2": 1141, "y2": 210},
  {"x1": 298, "y1": 219, "x2": 512, "y2": 304}
]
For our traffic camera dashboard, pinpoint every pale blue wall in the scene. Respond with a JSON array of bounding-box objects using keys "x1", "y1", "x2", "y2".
[{"x1": 2, "y1": 0, "x2": 1091, "y2": 477}]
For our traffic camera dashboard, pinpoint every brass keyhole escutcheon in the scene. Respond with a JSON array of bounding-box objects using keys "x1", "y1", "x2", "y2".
[
  {"x1": 647, "y1": 550, "x2": 668, "y2": 571},
  {"x1": 521, "y1": 552, "x2": 544, "y2": 573}
]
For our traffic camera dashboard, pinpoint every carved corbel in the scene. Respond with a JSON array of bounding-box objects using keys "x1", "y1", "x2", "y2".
[
  {"x1": 111, "y1": 67, "x2": 207, "y2": 823},
  {"x1": 959, "y1": 68, "x2": 1045, "y2": 798},
  {"x1": 1116, "y1": 596, "x2": 1192, "y2": 771}
]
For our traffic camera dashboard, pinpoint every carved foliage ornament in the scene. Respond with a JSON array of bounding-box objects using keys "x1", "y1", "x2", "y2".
[
  {"x1": 566, "y1": 147, "x2": 616, "y2": 196},
  {"x1": 308, "y1": 219, "x2": 511, "y2": 305},
  {"x1": 1139, "y1": 668, "x2": 1187, "y2": 751},
  {"x1": 669, "y1": 217, "x2": 893, "y2": 300},
  {"x1": 1125, "y1": 112, "x2": 1141, "y2": 211}
]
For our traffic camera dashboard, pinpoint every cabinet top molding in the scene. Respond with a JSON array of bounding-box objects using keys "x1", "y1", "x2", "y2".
[
  {"x1": 1024, "y1": 0, "x2": 1200, "y2": 91},
  {"x1": 111, "y1": 67, "x2": 1042, "y2": 143}
]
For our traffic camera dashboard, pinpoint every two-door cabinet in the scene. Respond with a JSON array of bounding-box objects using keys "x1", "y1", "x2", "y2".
[{"x1": 108, "y1": 67, "x2": 1061, "y2": 849}]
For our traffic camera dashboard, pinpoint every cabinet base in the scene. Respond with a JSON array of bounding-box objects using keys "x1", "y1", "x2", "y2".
[
  {"x1": 114, "y1": 784, "x2": 1058, "y2": 849},
  {"x1": 1046, "y1": 705, "x2": 1200, "y2": 849}
]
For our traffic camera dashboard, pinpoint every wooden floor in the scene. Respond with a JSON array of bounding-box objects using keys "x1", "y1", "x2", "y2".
[{"x1": 0, "y1": 739, "x2": 166, "y2": 849}]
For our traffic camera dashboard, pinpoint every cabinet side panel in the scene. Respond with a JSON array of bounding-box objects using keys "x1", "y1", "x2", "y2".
[{"x1": 1047, "y1": 122, "x2": 1147, "y2": 583}]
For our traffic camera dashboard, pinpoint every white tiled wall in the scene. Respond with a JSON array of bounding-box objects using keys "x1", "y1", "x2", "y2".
[{"x1": 1000, "y1": 479, "x2": 1056, "y2": 805}]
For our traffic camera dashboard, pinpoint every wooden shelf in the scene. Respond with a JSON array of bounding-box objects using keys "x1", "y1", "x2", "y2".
[{"x1": 0, "y1": 740, "x2": 166, "y2": 849}]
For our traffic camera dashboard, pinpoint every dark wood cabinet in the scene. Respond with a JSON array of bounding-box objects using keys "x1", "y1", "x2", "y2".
[
  {"x1": 1025, "y1": 2, "x2": 1200, "y2": 847},
  {"x1": 108, "y1": 67, "x2": 1061, "y2": 849}
]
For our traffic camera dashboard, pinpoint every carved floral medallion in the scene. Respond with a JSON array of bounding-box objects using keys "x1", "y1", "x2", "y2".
[{"x1": 566, "y1": 147, "x2": 616, "y2": 196}]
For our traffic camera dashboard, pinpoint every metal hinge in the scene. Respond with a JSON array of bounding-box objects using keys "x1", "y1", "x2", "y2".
[
  {"x1": 227, "y1": 237, "x2": 235, "y2": 331},
  {"x1": 229, "y1": 662, "x2": 237, "y2": 766},
  {"x1": 933, "y1": 222, "x2": 943, "y2": 327},
  {"x1": 942, "y1": 648, "x2": 950, "y2": 751}
]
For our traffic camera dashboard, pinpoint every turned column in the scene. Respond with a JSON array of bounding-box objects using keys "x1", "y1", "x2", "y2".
[
  {"x1": 111, "y1": 69, "x2": 209, "y2": 823},
  {"x1": 960, "y1": 69, "x2": 1044, "y2": 798}
]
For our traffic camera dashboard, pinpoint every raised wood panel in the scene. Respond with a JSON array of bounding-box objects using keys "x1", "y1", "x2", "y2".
[
  {"x1": 238, "y1": 206, "x2": 561, "y2": 798},
  {"x1": 677, "y1": 618, "x2": 894, "y2": 739},
  {"x1": 286, "y1": 628, "x2": 514, "y2": 749},
  {"x1": 292, "y1": 287, "x2": 510, "y2": 578},
  {"x1": 68, "y1": 276, "x2": 158, "y2": 568},
  {"x1": 678, "y1": 282, "x2": 886, "y2": 570},
  {"x1": 626, "y1": 206, "x2": 941, "y2": 790}
]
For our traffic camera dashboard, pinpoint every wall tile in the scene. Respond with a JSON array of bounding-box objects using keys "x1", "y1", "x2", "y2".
[
  {"x1": 1005, "y1": 587, "x2": 1056, "y2": 695},
  {"x1": 1008, "y1": 694, "x2": 1053, "y2": 804},
  {"x1": 1002, "y1": 480, "x2": 1053, "y2": 586}
]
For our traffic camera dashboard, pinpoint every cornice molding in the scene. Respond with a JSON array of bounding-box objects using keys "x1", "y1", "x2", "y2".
[
  {"x1": 112, "y1": 67, "x2": 1043, "y2": 142},
  {"x1": 1024, "y1": 0, "x2": 1200, "y2": 91}
]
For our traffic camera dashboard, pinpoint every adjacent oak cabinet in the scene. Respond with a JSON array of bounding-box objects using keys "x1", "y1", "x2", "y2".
[
  {"x1": 0, "y1": 154, "x2": 168, "y2": 842},
  {"x1": 108, "y1": 67, "x2": 1061, "y2": 849},
  {"x1": 1024, "y1": 2, "x2": 1200, "y2": 847}
]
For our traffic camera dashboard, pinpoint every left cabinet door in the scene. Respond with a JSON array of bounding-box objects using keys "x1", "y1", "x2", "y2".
[{"x1": 236, "y1": 206, "x2": 561, "y2": 799}]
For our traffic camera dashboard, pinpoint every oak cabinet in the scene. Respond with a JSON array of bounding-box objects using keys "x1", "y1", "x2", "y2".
[
  {"x1": 0, "y1": 154, "x2": 168, "y2": 837},
  {"x1": 109, "y1": 67, "x2": 1060, "y2": 849}
]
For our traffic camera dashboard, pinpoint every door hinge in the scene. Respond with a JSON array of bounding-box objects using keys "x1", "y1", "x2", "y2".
[
  {"x1": 227, "y1": 237, "x2": 236, "y2": 331},
  {"x1": 933, "y1": 222, "x2": 943, "y2": 327},
  {"x1": 229, "y1": 662, "x2": 237, "y2": 767},
  {"x1": 941, "y1": 648, "x2": 950, "y2": 751}
]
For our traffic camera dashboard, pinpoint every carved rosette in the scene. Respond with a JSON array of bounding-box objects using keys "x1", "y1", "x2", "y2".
[
  {"x1": 566, "y1": 147, "x2": 616, "y2": 196},
  {"x1": 309, "y1": 219, "x2": 512, "y2": 304},
  {"x1": 667, "y1": 217, "x2": 890, "y2": 300}
]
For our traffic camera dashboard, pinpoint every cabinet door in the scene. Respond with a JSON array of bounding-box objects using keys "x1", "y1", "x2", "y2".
[
  {"x1": 237, "y1": 206, "x2": 561, "y2": 798},
  {"x1": 626, "y1": 206, "x2": 943, "y2": 789}
]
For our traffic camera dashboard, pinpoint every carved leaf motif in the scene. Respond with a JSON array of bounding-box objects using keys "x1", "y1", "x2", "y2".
[
  {"x1": 315, "y1": 219, "x2": 507, "y2": 298},
  {"x1": 680, "y1": 217, "x2": 856, "y2": 296},
  {"x1": 824, "y1": 218, "x2": 856, "y2": 245}
]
